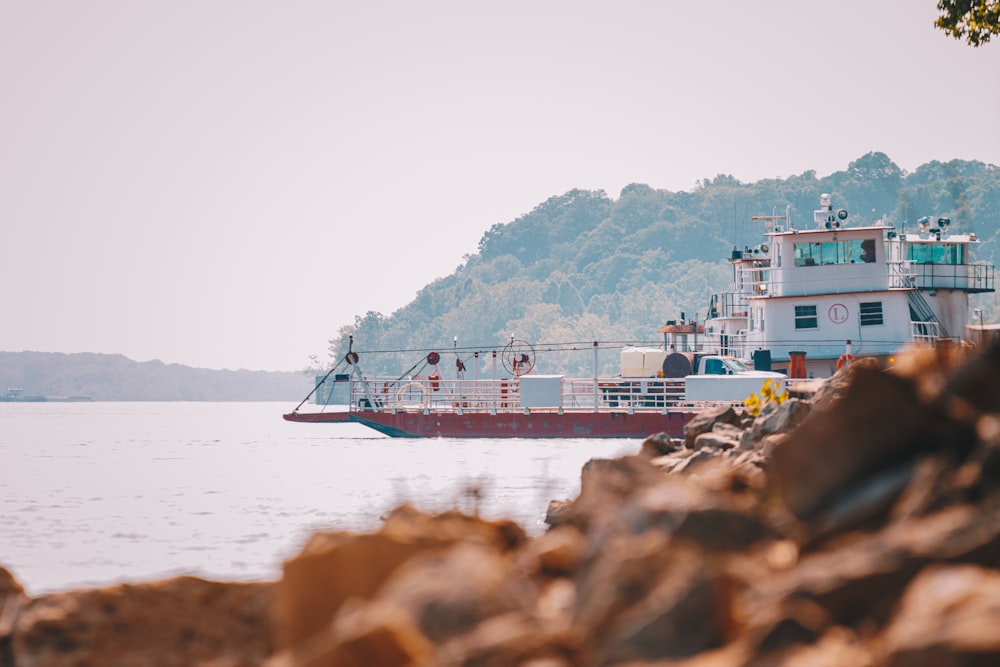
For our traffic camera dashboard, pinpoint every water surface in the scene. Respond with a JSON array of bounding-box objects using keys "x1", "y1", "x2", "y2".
[{"x1": 0, "y1": 401, "x2": 636, "y2": 594}]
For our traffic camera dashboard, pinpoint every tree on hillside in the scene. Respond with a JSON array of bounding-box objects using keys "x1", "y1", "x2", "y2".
[
  {"x1": 476, "y1": 189, "x2": 610, "y2": 264},
  {"x1": 936, "y1": 0, "x2": 1000, "y2": 46},
  {"x1": 320, "y1": 156, "x2": 1000, "y2": 374}
]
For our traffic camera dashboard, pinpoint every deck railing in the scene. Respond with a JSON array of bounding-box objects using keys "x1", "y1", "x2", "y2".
[
  {"x1": 887, "y1": 260, "x2": 917, "y2": 289},
  {"x1": 344, "y1": 376, "x2": 694, "y2": 413},
  {"x1": 910, "y1": 263, "x2": 995, "y2": 293},
  {"x1": 910, "y1": 320, "x2": 942, "y2": 344}
]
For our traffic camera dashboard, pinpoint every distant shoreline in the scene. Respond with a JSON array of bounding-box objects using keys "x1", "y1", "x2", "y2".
[{"x1": 0, "y1": 351, "x2": 312, "y2": 402}]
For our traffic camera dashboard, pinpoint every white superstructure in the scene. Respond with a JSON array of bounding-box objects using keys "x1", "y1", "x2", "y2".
[{"x1": 700, "y1": 194, "x2": 995, "y2": 378}]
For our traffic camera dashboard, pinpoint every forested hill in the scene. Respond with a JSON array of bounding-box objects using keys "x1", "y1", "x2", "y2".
[
  {"x1": 327, "y1": 152, "x2": 1000, "y2": 376},
  {"x1": 0, "y1": 352, "x2": 311, "y2": 401}
]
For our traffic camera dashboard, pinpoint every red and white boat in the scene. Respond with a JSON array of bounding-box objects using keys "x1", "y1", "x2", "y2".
[
  {"x1": 284, "y1": 194, "x2": 995, "y2": 438},
  {"x1": 283, "y1": 337, "x2": 782, "y2": 439}
]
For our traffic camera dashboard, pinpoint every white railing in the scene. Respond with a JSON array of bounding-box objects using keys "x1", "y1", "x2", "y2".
[
  {"x1": 887, "y1": 260, "x2": 917, "y2": 289},
  {"x1": 911, "y1": 320, "x2": 942, "y2": 344},
  {"x1": 345, "y1": 377, "x2": 693, "y2": 413},
  {"x1": 709, "y1": 291, "x2": 750, "y2": 318}
]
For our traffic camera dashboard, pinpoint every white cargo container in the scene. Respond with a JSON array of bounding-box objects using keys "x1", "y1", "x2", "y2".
[
  {"x1": 620, "y1": 346, "x2": 668, "y2": 378},
  {"x1": 518, "y1": 375, "x2": 564, "y2": 408}
]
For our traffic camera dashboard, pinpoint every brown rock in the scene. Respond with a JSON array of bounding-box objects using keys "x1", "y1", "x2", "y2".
[
  {"x1": 878, "y1": 564, "x2": 1000, "y2": 666},
  {"x1": 435, "y1": 612, "x2": 580, "y2": 667},
  {"x1": 749, "y1": 626, "x2": 875, "y2": 667},
  {"x1": 11, "y1": 576, "x2": 273, "y2": 667},
  {"x1": 756, "y1": 433, "x2": 788, "y2": 458},
  {"x1": 938, "y1": 339, "x2": 1000, "y2": 416},
  {"x1": 536, "y1": 579, "x2": 576, "y2": 633},
  {"x1": 276, "y1": 531, "x2": 441, "y2": 648},
  {"x1": 808, "y1": 356, "x2": 881, "y2": 409},
  {"x1": 743, "y1": 499, "x2": 1000, "y2": 636},
  {"x1": 380, "y1": 504, "x2": 528, "y2": 554},
  {"x1": 671, "y1": 449, "x2": 719, "y2": 474},
  {"x1": 0, "y1": 566, "x2": 27, "y2": 667},
  {"x1": 768, "y1": 365, "x2": 974, "y2": 523},
  {"x1": 276, "y1": 506, "x2": 528, "y2": 650},
  {"x1": 0, "y1": 566, "x2": 24, "y2": 601},
  {"x1": 561, "y1": 456, "x2": 665, "y2": 531},
  {"x1": 264, "y1": 599, "x2": 433, "y2": 667},
  {"x1": 592, "y1": 553, "x2": 734, "y2": 665},
  {"x1": 374, "y1": 542, "x2": 537, "y2": 645},
  {"x1": 694, "y1": 423, "x2": 743, "y2": 451},
  {"x1": 523, "y1": 526, "x2": 587, "y2": 577},
  {"x1": 744, "y1": 398, "x2": 811, "y2": 449},
  {"x1": 620, "y1": 476, "x2": 781, "y2": 552},
  {"x1": 572, "y1": 531, "x2": 674, "y2": 639},
  {"x1": 684, "y1": 406, "x2": 741, "y2": 449},
  {"x1": 545, "y1": 499, "x2": 574, "y2": 528},
  {"x1": 640, "y1": 432, "x2": 682, "y2": 459}
]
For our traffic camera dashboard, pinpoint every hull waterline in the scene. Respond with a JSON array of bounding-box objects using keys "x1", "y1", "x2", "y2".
[{"x1": 284, "y1": 409, "x2": 696, "y2": 439}]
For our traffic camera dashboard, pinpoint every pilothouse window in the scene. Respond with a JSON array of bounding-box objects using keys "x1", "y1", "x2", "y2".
[
  {"x1": 794, "y1": 243, "x2": 821, "y2": 267},
  {"x1": 908, "y1": 243, "x2": 965, "y2": 265},
  {"x1": 794, "y1": 239, "x2": 877, "y2": 265}
]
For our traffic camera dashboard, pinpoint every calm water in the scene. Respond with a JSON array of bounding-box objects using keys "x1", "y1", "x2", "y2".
[{"x1": 0, "y1": 401, "x2": 637, "y2": 595}]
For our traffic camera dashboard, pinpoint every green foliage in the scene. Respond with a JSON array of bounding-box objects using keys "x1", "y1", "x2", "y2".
[
  {"x1": 935, "y1": 0, "x2": 1000, "y2": 46},
  {"x1": 327, "y1": 155, "x2": 1000, "y2": 376}
]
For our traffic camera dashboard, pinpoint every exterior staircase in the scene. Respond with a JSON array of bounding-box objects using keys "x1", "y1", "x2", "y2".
[{"x1": 908, "y1": 289, "x2": 948, "y2": 340}]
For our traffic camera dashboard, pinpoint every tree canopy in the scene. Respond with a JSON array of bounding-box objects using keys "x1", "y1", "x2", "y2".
[
  {"x1": 322, "y1": 153, "x2": 1000, "y2": 376},
  {"x1": 936, "y1": 0, "x2": 1000, "y2": 46}
]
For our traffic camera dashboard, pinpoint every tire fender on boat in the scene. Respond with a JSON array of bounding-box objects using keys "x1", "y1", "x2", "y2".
[{"x1": 395, "y1": 381, "x2": 429, "y2": 408}]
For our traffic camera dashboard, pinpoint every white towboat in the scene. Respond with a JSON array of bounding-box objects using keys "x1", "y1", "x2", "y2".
[
  {"x1": 284, "y1": 194, "x2": 995, "y2": 436},
  {"x1": 698, "y1": 194, "x2": 995, "y2": 378}
]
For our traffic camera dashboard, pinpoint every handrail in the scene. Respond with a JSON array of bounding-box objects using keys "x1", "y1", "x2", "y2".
[{"x1": 345, "y1": 376, "x2": 719, "y2": 414}]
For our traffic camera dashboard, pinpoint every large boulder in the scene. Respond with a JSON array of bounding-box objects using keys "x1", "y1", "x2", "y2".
[{"x1": 10, "y1": 576, "x2": 274, "y2": 667}]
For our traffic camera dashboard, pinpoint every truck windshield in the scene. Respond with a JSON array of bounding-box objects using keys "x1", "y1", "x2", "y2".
[{"x1": 724, "y1": 358, "x2": 751, "y2": 373}]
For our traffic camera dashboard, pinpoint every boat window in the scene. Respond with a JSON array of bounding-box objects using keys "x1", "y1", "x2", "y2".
[
  {"x1": 908, "y1": 243, "x2": 965, "y2": 265},
  {"x1": 860, "y1": 301, "x2": 884, "y2": 326},
  {"x1": 794, "y1": 240, "x2": 867, "y2": 266},
  {"x1": 848, "y1": 238, "x2": 877, "y2": 263},
  {"x1": 821, "y1": 241, "x2": 847, "y2": 265},
  {"x1": 794, "y1": 243, "x2": 821, "y2": 267},
  {"x1": 794, "y1": 305, "x2": 818, "y2": 329}
]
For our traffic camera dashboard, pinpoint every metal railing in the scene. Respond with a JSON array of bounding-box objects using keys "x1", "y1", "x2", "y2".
[
  {"x1": 887, "y1": 260, "x2": 917, "y2": 289},
  {"x1": 343, "y1": 376, "x2": 698, "y2": 413},
  {"x1": 910, "y1": 263, "x2": 995, "y2": 293},
  {"x1": 911, "y1": 320, "x2": 942, "y2": 344}
]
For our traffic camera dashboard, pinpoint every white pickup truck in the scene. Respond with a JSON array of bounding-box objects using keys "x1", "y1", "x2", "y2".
[
  {"x1": 620, "y1": 347, "x2": 785, "y2": 403},
  {"x1": 681, "y1": 355, "x2": 786, "y2": 402}
]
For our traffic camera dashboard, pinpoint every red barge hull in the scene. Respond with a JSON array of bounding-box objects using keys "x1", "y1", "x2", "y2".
[{"x1": 283, "y1": 409, "x2": 696, "y2": 439}]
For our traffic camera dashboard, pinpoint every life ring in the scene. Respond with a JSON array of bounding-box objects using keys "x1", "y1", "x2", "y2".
[
  {"x1": 837, "y1": 353, "x2": 856, "y2": 370},
  {"x1": 395, "y1": 382, "x2": 429, "y2": 408}
]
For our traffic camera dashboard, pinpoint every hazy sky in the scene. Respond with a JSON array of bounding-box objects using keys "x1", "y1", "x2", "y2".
[{"x1": 2, "y1": 1, "x2": 998, "y2": 371}]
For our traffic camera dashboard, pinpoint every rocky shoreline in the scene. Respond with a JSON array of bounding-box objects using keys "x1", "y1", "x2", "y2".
[{"x1": 3, "y1": 342, "x2": 1000, "y2": 666}]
